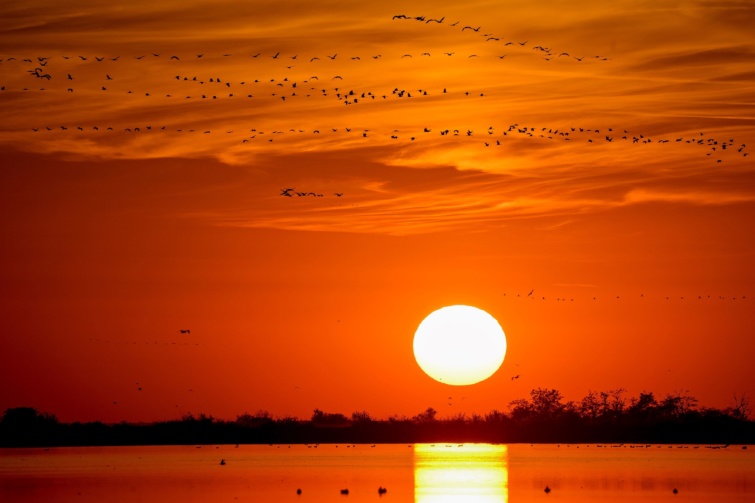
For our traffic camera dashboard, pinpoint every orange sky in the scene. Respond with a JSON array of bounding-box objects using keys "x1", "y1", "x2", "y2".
[{"x1": 1, "y1": 0, "x2": 754, "y2": 423}]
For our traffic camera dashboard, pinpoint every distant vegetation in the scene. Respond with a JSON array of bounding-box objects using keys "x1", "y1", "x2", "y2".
[{"x1": 2, "y1": 389, "x2": 752, "y2": 447}]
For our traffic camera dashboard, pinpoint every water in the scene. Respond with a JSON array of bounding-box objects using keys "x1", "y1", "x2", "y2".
[{"x1": 1, "y1": 443, "x2": 752, "y2": 502}]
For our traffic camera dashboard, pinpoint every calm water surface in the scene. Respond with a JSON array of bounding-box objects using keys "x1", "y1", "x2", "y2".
[{"x1": 1, "y1": 443, "x2": 752, "y2": 502}]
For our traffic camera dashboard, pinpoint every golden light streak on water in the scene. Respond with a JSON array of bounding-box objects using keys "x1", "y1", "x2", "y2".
[{"x1": 414, "y1": 443, "x2": 508, "y2": 503}]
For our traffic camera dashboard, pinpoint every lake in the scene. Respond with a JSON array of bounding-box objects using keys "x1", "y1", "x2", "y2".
[{"x1": 1, "y1": 443, "x2": 752, "y2": 502}]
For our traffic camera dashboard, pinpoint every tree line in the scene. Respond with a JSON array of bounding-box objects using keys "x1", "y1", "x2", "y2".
[{"x1": 1, "y1": 388, "x2": 752, "y2": 447}]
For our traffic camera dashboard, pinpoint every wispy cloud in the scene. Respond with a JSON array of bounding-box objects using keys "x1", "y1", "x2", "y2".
[{"x1": 1, "y1": 0, "x2": 753, "y2": 235}]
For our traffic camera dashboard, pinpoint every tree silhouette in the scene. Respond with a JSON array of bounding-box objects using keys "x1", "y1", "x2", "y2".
[
  {"x1": 1, "y1": 388, "x2": 753, "y2": 447},
  {"x1": 413, "y1": 407, "x2": 437, "y2": 424},
  {"x1": 727, "y1": 393, "x2": 751, "y2": 421}
]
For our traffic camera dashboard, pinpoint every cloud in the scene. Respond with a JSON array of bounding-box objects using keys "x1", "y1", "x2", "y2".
[
  {"x1": 621, "y1": 188, "x2": 755, "y2": 206},
  {"x1": 2, "y1": 0, "x2": 754, "y2": 236}
]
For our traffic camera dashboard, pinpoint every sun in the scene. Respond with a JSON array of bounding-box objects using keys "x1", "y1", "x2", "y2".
[{"x1": 413, "y1": 305, "x2": 507, "y2": 386}]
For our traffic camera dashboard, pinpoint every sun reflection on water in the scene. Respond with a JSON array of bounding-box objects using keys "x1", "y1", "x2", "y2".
[{"x1": 414, "y1": 443, "x2": 508, "y2": 503}]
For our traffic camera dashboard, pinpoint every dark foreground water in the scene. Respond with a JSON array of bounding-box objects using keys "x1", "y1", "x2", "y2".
[{"x1": 1, "y1": 443, "x2": 752, "y2": 502}]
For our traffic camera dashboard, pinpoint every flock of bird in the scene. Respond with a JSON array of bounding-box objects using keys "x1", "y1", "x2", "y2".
[
  {"x1": 0, "y1": 11, "x2": 606, "y2": 75},
  {"x1": 2, "y1": 9, "x2": 751, "y2": 210},
  {"x1": 4, "y1": 57, "x2": 749, "y2": 164},
  {"x1": 391, "y1": 13, "x2": 611, "y2": 62},
  {"x1": 0, "y1": 11, "x2": 610, "y2": 107},
  {"x1": 5, "y1": 54, "x2": 581, "y2": 103},
  {"x1": 503, "y1": 290, "x2": 747, "y2": 302},
  {"x1": 18, "y1": 119, "x2": 749, "y2": 163},
  {"x1": 280, "y1": 188, "x2": 343, "y2": 198},
  {"x1": 1, "y1": 11, "x2": 749, "y2": 165}
]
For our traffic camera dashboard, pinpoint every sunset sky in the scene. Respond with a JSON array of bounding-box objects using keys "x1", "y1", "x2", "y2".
[{"x1": 1, "y1": 0, "x2": 754, "y2": 424}]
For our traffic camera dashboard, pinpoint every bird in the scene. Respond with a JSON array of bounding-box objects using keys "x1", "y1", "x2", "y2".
[
  {"x1": 511, "y1": 375, "x2": 520, "y2": 380},
  {"x1": 527, "y1": 289, "x2": 534, "y2": 297},
  {"x1": 340, "y1": 489, "x2": 349, "y2": 495},
  {"x1": 180, "y1": 329, "x2": 191, "y2": 334},
  {"x1": 544, "y1": 486, "x2": 551, "y2": 494}
]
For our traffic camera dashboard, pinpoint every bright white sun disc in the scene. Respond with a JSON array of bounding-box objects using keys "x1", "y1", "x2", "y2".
[{"x1": 413, "y1": 305, "x2": 507, "y2": 385}]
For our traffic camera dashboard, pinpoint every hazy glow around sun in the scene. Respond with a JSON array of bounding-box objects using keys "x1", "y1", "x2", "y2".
[{"x1": 413, "y1": 305, "x2": 507, "y2": 386}]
